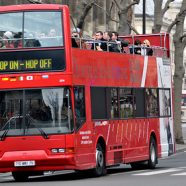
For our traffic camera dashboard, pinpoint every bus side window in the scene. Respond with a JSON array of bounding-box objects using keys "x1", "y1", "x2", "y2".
[
  {"x1": 74, "y1": 86, "x2": 86, "y2": 130},
  {"x1": 145, "y1": 88, "x2": 159, "y2": 117}
]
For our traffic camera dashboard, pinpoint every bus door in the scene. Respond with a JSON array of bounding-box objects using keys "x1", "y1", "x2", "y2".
[{"x1": 73, "y1": 86, "x2": 94, "y2": 166}]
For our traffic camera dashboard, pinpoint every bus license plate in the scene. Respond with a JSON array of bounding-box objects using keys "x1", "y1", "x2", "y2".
[{"x1": 14, "y1": 160, "x2": 35, "y2": 167}]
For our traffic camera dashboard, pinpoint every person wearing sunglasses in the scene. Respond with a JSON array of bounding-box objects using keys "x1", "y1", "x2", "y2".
[{"x1": 142, "y1": 39, "x2": 153, "y2": 56}]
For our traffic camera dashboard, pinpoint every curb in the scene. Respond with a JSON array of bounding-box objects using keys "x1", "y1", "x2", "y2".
[
  {"x1": 0, "y1": 172, "x2": 11, "y2": 177},
  {"x1": 176, "y1": 148, "x2": 186, "y2": 153},
  {"x1": 176, "y1": 143, "x2": 186, "y2": 153}
]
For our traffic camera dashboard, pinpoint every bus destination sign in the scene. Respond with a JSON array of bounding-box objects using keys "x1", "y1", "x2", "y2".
[
  {"x1": 0, "y1": 49, "x2": 65, "y2": 73},
  {"x1": 0, "y1": 59, "x2": 52, "y2": 71}
]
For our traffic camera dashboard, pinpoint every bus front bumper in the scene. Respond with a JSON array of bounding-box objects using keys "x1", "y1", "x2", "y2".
[{"x1": 0, "y1": 150, "x2": 76, "y2": 173}]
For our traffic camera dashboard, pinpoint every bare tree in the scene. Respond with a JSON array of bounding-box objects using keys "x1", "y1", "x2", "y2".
[
  {"x1": 0, "y1": 0, "x2": 26, "y2": 5},
  {"x1": 166, "y1": 0, "x2": 186, "y2": 144},
  {"x1": 69, "y1": 0, "x2": 140, "y2": 34},
  {"x1": 76, "y1": 0, "x2": 97, "y2": 29},
  {"x1": 114, "y1": 0, "x2": 140, "y2": 34},
  {"x1": 102, "y1": 0, "x2": 139, "y2": 34},
  {"x1": 26, "y1": 0, "x2": 43, "y2": 3},
  {"x1": 26, "y1": 0, "x2": 64, "y2": 4},
  {"x1": 152, "y1": 0, "x2": 175, "y2": 33}
]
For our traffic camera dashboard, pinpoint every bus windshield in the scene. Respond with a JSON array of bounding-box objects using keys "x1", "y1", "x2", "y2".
[
  {"x1": 0, "y1": 87, "x2": 74, "y2": 138},
  {"x1": 0, "y1": 11, "x2": 63, "y2": 48}
]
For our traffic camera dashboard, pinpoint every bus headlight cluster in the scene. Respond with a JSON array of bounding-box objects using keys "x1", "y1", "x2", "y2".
[{"x1": 51, "y1": 148, "x2": 65, "y2": 153}]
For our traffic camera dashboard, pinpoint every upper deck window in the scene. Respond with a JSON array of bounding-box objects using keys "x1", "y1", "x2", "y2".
[{"x1": 0, "y1": 11, "x2": 63, "y2": 49}]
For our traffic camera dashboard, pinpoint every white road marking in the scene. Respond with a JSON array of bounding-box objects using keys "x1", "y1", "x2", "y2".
[
  {"x1": 1, "y1": 176, "x2": 13, "y2": 180},
  {"x1": 171, "y1": 172, "x2": 186, "y2": 176},
  {"x1": 110, "y1": 169, "x2": 147, "y2": 176},
  {"x1": 132, "y1": 168, "x2": 182, "y2": 176},
  {"x1": 177, "y1": 167, "x2": 186, "y2": 169}
]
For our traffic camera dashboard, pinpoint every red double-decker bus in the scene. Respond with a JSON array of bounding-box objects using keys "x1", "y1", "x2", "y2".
[{"x1": 0, "y1": 4, "x2": 174, "y2": 181}]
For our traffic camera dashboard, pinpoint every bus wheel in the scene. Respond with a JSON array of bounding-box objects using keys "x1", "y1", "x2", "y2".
[
  {"x1": 12, "y1": 172, "x2": 29, "y2": 182},
  {"x1": 93, "y1": 143, "x2": 106, "y2": 177},
  {"x1": 148, "y1": 137, "x2": 157, "y2": 169}
]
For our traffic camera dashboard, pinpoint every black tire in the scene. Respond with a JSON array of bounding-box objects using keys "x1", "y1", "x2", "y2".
[
  {"x1": 148, "y1": 137, "x2": 158, "y2": 169},
  {"x1": 12, "y1": 172, "x2": 29, "y2": 182},
  {"x1": 92, "y1": 143, "x2": 107, "y2": 177}
]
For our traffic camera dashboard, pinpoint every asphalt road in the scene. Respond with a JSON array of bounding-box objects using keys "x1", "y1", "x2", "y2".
[{"x1": 0, "y1": 151, "x2": 186, "y2": 186}]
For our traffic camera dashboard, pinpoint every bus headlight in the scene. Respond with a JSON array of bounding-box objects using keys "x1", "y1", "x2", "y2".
[{"x1": 51, "y1": 148, "x2": 65, "y2": 153}]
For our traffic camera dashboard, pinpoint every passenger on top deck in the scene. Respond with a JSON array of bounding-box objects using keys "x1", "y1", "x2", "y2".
[
  {"x1": 130, "y1": 39, "x2": 142, "y2": 55},
  {"x1": 3, "y1": 31, "x2": 14, "y2": 48},
  {"x1": 91, "y1": 31, "x2": 107, "y2": 51},
  {"x1": 103, "y1": 31, "x2": 111, "y2": 41},
  {"x1": 0, "y1": 37, "x2": 5, "y2": 48},
  {"x1": 71, "y1": 28, "x2": 81, "y2": 48},
  {"x1": 108, "y1": 31, "x2": 121, "y2": 53},
  {"x1": 14, "y1": 32, "x2": 23, "y2": 48},
  {"x1": 121, "y1": 39, "x2": 130, "y2": 53},
  {"x1": 141, "y1": 39, "x2": 153, "y2": 56}
]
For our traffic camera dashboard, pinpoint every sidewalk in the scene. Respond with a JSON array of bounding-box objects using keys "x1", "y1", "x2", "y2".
[
  {"x1": 175, "y1": 123, "x2": 186, "y2": 153},
  {"x1": 176, "y1": 141, "x2": 186, "y2": 153}
]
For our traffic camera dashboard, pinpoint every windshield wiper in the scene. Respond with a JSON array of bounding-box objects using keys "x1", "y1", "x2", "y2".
[
  {"x1": 0, "y1": 129, "x2": 9, "y2": 141},
  {"x1": 0, "y1": 127, "x2": 49, "y2": 140},
  {"x1": 26, "y1": 125, "x2": 49, "y2": 139},
  {"x1": 26, "y1": 116, "x2": 49, "y2": 139},
  {"x1": 36, "y1": 127, "x2": 49, "y2": 139},
  {"x1": 0, "y1": 127, "x2": 49, "y2": 141}
]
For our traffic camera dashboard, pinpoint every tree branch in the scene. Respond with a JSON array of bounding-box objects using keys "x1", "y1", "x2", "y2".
[
  {"x1": 177, "y1": 7, "x2": 186, "y2": 17},
  {"x1": 77, "y1": 0, "x2": 97, "y2": 29},
  {"x1": 167, "y1": 19, "x2": 178, "y2": 33},
  {"x1": 127, "y1": 21, "x2": 139, "y2": 34},
  {"x1": 114, "y1": 0, "x2": 140, "y2": 11},
  {"x1": 94, "y1": 3, "x2": 118, "y2": 23},
  {"x1": 162, "y1": 0, "x2": 175, "y2": 15},
  {"x1": 26, "y1": 0, "x2": 43, "y2": 3},
  {"x1": 127, "y1": 0, "x2": 140, "y2": 10},
  {"x1": 180, "y1": 33, "x2": 186, "y2": 42},
  {"x1": 114, "y1": 0, "x2": 122, "y2": 10},
  {"x1": 167, "y1": 8, "x2": 186, "y2": 33},
  {"x1": 109, "y1": 1, "x2": 114, "y2": 13},
  {"x1": 182, "y1": 39, "x2": 186, "y2": 48}
]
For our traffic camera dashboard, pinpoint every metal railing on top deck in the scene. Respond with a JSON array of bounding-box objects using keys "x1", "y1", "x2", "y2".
[{"x1": 71, "y1": 37, "x2": 168, "y2": 58}]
